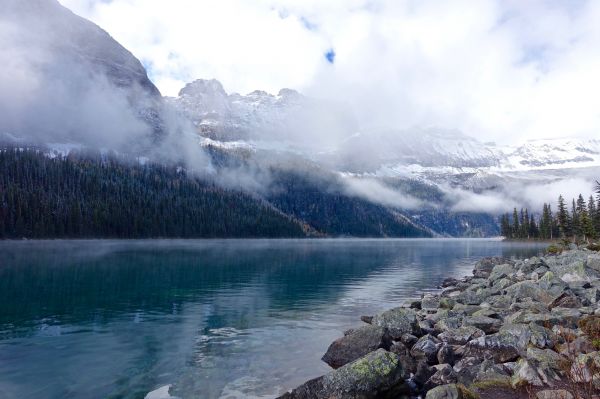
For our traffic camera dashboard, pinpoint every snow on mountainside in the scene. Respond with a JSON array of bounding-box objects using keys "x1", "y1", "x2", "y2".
[
  {"x1": 167, "y1": 79, "x2": 600, "y2": 178},
  {"x1": 166, "y1": 79, "x2": 357, "y2": 149}
]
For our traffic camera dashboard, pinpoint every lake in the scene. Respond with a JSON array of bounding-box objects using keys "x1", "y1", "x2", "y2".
[{"x1": 0, "y1": 239, "x2": 547, "y2": 399}]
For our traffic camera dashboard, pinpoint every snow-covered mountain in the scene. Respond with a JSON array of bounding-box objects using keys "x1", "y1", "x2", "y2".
[
  {"x1": 167, "y1": 79, "x2": 600, "y2": 180},
  {"x1": 166, "y1": 79, "x2": 357, "y2": 149}
]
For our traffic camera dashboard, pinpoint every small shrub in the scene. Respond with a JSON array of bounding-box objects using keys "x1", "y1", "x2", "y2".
[
  {"x1": 587, "y1": 242, "x2": 600, "y2": 252},
  {"x1": 579, "y1": 316, "x2": 600, "y2": 344},
  {"x1": 547, "y1": 244, "x2": 562, "y2": 255}
]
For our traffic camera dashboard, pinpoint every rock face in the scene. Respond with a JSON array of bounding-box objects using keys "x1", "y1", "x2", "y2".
[
  {"x1": 2, "y1": 0, "x2": 166, "y2": 142},
  {"x1": 282, "y1": 248, "x2": 600, "y2": 399}
]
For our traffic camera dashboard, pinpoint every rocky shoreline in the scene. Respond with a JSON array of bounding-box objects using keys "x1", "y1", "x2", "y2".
[{"x1": 278, "y1": 248, "x2": 600, "y2": 399}]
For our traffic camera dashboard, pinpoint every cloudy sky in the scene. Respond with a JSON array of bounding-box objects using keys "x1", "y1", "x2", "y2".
[{"x1": 59, "y1": 0, "x2": 600, "y2": 143}]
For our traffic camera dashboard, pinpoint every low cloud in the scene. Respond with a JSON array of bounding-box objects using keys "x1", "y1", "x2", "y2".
[{"x1": 343, "y1": 176, "x2": 424, "y2": 210}]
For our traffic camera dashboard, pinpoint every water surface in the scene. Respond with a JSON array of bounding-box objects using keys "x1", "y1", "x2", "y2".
[{"x1": 0, "y1": 239, "x2": 547, "y2": 399}]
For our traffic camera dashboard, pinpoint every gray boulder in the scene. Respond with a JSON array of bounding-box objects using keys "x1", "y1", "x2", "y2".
[
  {"x1": 452, "y1": 357, "x2": 481, "y2": 386},
  {"x1": 438, "y1": 326, "x2": 485, "y2": 345},
  {"x1": 425, "y1": 384, "x2": 476, "y2": 399},
  {"x1": 424, "y1": 364, "x2": 458, "y2": 391},
  {"x1": 473, "y1": 257, "x2": 511, "y2": 278},
  {"x1": 462, "y1": 315, "x2": 502, "y2": 334},
  {"x1": 536, "y1": 390, "x2": 574, "y2": 399},
  {"x1": 322, "y1": 325, "x2": 392, "y2": 369},
  {"x1": 411, "y1": 334, "x2": 442, "y2": 365},
  {"x1": 463, "y1": 333, "x2": 521, "y2": 363},
  {"x1": 372, "y1": 307, "x2": 421, "y2": 339},
  {"x1": 281, "y1": 349, "x2": 408, "y2": 399}
]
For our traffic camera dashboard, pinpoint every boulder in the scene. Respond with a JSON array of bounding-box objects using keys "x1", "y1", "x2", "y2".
[
  {"x1": 281, "y1": 349, "x2": 409, "y2": 399},
  {"x1": 424, "y1": 364, "x2": 458, "y2": 391},
  {"x1": 462, "y1": 316, "x2": 502, "y2": 334},
  {"x1": 488, "y1": 263, "x2": 515, "y2": 282},
  {"x1": 414, "y1": 360, "x2": 436, "y2": 386},
  {"x1": 390, "y1": 341, "x2": 417, "y2": 375},
  {"x1": 422, "y1": 294, "x2": 441, "y2": 311},
  {"x1": 438, "y1": 326, "x2": 485, "y2": 345},
  {"x1": 536, "y1": 390, "x2": 574, "y2": 399},
  {"x1": 425, "y1": 384, "x2": 477, "y2": 399},
  {"x1": 587, "y1": 253, "x2": 600, "y2": 273},
  {"x1": 473, "y1": 359, "x2": 511, "y2": 385},
  {"x1": 372, "y1": 307, "x2": 421, "y2": 339},
  {"x1": 322, "y1": 325, "x2": 392, "y2": 369},
  {"x1": 474, "y1": 257, "x2": 511, "y2": 278},
  {"x1": 505, "y1": 281, "x2": 556, "y2": 305},
  {"x1": 410, "y1": 334, "x2": 442, "y2": 365},
  {"x1": 437, "y1": 345, "x2": 455, "y2": 366},
  {"x1": 453, "y1": 357, "x2": 482, "y2": 386},
  {"x1": 463, "y1": 333, "x2": 521, "y2": 363}
]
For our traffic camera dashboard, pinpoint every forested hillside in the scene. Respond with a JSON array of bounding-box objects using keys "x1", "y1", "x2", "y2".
[
  {"x1": 0, "y1": 148, "x2": 308, "y2": 238},
  {"x1": 267, "y1": 170, "x2": 431, "y2": 238}
]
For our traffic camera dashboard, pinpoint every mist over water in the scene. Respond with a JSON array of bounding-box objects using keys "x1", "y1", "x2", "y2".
[{"x1": 0, "y1": 239, "x2": 547, "y2": 399}]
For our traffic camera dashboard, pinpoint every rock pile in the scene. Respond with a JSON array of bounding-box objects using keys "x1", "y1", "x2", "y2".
[{"x1": 278, "y1": 249, "x2": 600, "y2": 399}]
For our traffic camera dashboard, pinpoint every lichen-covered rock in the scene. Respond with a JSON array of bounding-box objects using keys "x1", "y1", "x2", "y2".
[
  {"x1": 438, "y1": 326, "x2": 485, "y2": 345},
  {"x1": 505, "y1": 281, "x2": 555, "y2": 305},
  {"x1": 474, "y1": 257, "x2": 511, "y2": 278},
  {"x1": 571, "y1": 351, "x2": 600, "y2": 383},
  {"x1": 282, "y1": 349, "x2": 409, "y2": 399},
  {"x1": 425, "y1": 384, "x2": 477, "y2": 399},
  {"x1": 322, "y1": 325, "x2": 392, "y2": 369},
  {"x1": 488, "y1": 263, "x2": 515, "y2": 282},
  {"x1": 511, "y1": 348, "x2": 566, "y2": 388},
  {"x1": 453, "y1": 357, "x2": 482, "y2": 386},
  {"x1": 372, "y1": 307, "x2": 421, "y2": 339},
  {"x1": 463, "y1": 333, "x2": 521, "y2": 363},
  {"x1": 390, "y1": 341, "x2": 417, "y2": 375},
  {"x1": 424, "y1": 364, "x2": 458, "y2": 391},
  {"x1": 422, "y1": 294, "x2": 441, "y2": 311},
  {"x1": 437, "y1": 345, "x2": 455, "y2": 366},
  {"x1": 473, "y1": 359, "x2": 511, "y2": 385},
  {"x1": 536, "y1": 390, "x2": 574, "y2": 399},
  {"x1": 462, "y1": 316, "x2": 502, "y2": 334},
  {"x1": 411, "y1": 334, "x2": 443, "y2": 365}
]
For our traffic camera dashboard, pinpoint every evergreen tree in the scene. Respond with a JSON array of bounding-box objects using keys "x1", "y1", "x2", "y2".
[
  {"x1": 572, "y1": 199, "x2": 581, "y2": 239},
  {"x1": 529, "y1": 214, "x2": 538, "y2": 238},
  {"x1": 500, "y1": 213, "x2": 511, "y2": 238},
  {"x1": 512, "y1": 208, "x2": 520, "y2": 238},
  {"x1": 557, "y1": 195, "x2": 570, "y2": 238}
]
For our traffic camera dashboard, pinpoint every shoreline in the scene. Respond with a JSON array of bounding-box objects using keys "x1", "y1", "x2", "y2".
[{"x1": 279, "y1": 247, "x2": 600, "y2": 399}]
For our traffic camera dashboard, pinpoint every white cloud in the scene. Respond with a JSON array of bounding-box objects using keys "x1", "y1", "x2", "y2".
[{"x1": 59, "y1": 0, "x2": 600, "y2": 143}]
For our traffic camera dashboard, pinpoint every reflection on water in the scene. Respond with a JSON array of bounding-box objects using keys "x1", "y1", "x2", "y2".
[{"x1": 0, "y1": 239, "x2": 547, "y2": 399}]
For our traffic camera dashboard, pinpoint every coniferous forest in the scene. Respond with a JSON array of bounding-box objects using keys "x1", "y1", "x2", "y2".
[
  {"x1": 0, "y1": 148, "x2": 308, "y2": 238},
  {"x1": 500, "y1": 187, "x2": 600, "y2": 242}
]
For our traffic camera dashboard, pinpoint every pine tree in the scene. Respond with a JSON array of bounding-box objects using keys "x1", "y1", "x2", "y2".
[
  {"x1": 557, "y1": 195, "x2": 570, "y2": 238},
  {"x1": 529, "y1": 214, "x2": 538, "y2": 239},
  {"x1": 572, "y1": 199, "x2": 581, "y2": 239},
  {"x1": 500, "y1": 213, "x2": 511, "y2": 238},
  {"x1": 512, "y1": 208, "x2": 520, "y2": 238}
]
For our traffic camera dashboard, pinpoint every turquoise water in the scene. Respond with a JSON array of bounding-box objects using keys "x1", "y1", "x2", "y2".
[{"x1": 0, "y1": 239, "x2": 547, "y2": 399}]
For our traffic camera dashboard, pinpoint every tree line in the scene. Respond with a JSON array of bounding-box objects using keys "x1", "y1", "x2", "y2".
[
  {"x1": 500, "y1": 186, "x2": 600, "y2": 242},
  {"x1": 0, "y1": 148, "x2": 307, "y2": 239}
]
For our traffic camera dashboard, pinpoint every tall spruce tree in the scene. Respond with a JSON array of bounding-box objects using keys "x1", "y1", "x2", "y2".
[
  {"x1": 512, "y1": 208, "x2": 520, "y2": 238},
  {"x1": 557, "y1": 195, "x2": 570, "y2": 238}
]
